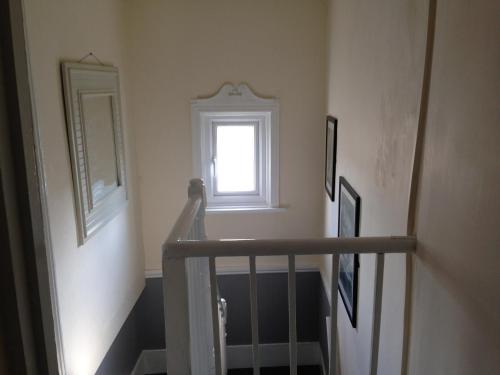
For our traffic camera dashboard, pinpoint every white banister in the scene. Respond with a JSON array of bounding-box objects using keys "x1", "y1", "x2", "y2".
[
  {"x1": 329, "y1": 254, "x2": 340, "y2": 375},
  {"x1": 369, "y1": 253, "x2": 385, "y2": 375},
  {"x1": 288, "y1": 255, "x2": 297, "y2": 375},
  {"x1": 249, "y1": 256, "x2": 260, "y2": 375},
  {"x1": 209, "y1": 256, "x2": 223, "y2": 375},
  {"x1": 162, "y1": 180, "x2": 417, "y2": 375},
  {"x1": 165, "y1": 236, "x2": 416, "y2": 258},
  {"x1": 164, "y1": 179, "x2": 217, "y2": 375},
  {"x1": 163, "y1": 256, "x2": 190, "y2": 375}
]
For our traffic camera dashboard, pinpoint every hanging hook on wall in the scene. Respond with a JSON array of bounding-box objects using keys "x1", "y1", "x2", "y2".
[{"x1": 78, "y1": 52, "x2": 105, "y2": 65}]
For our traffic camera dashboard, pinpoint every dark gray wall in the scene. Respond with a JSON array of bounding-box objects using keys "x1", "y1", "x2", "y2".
[
  {"x1": 218, "y1": 272, "x2": 321, "y2": 345},
  {"x1": 95, "y1": 295, "x2": 143, "y2": 375},
  {"x1": 96, "y1": 271, "x2": 330, "y2": 374}
]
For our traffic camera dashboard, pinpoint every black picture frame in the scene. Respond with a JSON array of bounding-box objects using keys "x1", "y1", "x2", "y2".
[
  {"x1": 325, "y1": 116, "x2": 337, "y2": 201},
  {"x1": 338, "y1": 176, "x2": 360, "y2": 328}
]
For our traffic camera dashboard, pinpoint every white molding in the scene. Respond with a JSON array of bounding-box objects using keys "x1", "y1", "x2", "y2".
[
  {"x1": 132, "y1": 343, "x2": 324, "y2": 374},
  {"x1": 130, "y1": 351, "x2": 144, "y2": 375},
  {"x1": 131, "y1": 349, "x2": 166, "y2": 375},
  {"x1": 191, "y1": 83, "x2": 279, "y2": 210},
  {"x1": 168, "y1": 236, "x2": 416, "y2": 258},
  {"x1": 9, "y1": 0, "x2": 67, "y2": 372},
  {"x1": 146, "y1": 265, "x2": 321, "y2": 278},
  {"x1": 61, "y1": 62, "x2": 128, "y2": 245},
  {"x1": 186, "y1": 257, "x2": 216, "y2": 375},
  {"x1": 145, "y1": 269, "x2": 163, "y2": 278},
  {"x1": 206, "y1": 207, "x2": 288, "y2": 214}
]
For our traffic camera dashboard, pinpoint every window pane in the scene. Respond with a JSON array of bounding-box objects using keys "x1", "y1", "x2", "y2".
[{"x1": 215, "y1": 125, "x2": 256, "y2": 193}]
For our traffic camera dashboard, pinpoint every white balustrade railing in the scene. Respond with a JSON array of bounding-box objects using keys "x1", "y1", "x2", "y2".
[{"x1": 162, "y1": 179, "x2": 417, "y2": 375}]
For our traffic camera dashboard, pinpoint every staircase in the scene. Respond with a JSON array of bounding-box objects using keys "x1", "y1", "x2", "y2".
[{"x1": 162, "y1": 179, "x2": 416, "y2": 375}]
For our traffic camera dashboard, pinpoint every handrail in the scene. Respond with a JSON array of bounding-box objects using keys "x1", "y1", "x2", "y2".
[
  {"x1": 165, "y1": 235, "x2": 416, "y2": 258},
  {"x1": 166, "y1": 196, "x2": 202, "y2": 242},
  {"x1": 165, "y1": 179, "x2": 205, "y2": 243},
  {"x1": 162, "y1": 179, "x2": 418, "y2": 375}
]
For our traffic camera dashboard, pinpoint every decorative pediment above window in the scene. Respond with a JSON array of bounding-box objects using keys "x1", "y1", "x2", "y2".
[{"x1": 192, "y1": 83, "x2": 278, "y2": 109}]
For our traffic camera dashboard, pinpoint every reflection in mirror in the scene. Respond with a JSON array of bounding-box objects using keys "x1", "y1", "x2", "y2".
[{"x1": 82, "y1": 94, "x2": 118, "y2": 205}]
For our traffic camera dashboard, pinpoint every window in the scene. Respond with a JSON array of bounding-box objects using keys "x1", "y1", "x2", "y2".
[{"x1": 192, "y1": 84, "x2": 279, "y2": 210}]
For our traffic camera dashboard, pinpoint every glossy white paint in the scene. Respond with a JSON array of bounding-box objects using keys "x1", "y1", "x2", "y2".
[
  {"x1": 164, "y1": 180, "x2": 415, "y2": 375},
  {"x1": 328, "y1": 254, "x2": 340, "y2": 375},
  {"x1": 61, "y1": 63, "x2": 128, "y2": 245},
  {"x1": 209, "y1": 256, "x2": 223, "y2": 375},
  {"x1": 288, "y1": 255, "x2": 297, "y2": 375},
  {"x1": 168, "y1": 236, "x2": 416, "y2": 258},
  {"x1": 249, "y1": 256, "x2": 260, "y2": 375},
  {"x1": 163, "y1": 179, "x2": 220, "y2": 375},
  {"x1": 370, "y1": 254, "x2": 385, "y2": 375},
  {"x1": 191, "y1": 83, "x2": 279, "y2": 210}
]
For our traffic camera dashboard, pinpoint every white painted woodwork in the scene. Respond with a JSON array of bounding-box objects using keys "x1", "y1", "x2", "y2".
[
  {"x1": 163, "y1": 256, "x2": 190, "y2": 375},
  {"x1": 167, "y1": 236, "x2": 416, "y2": 258},
  {"x1": 191, "y1": 83, "x2": 279, "y2": 210},
  {"x1": 61, "y1": 62, "x2": 128, "y2": 245},
  {"x1": 369, "y1": 254, "x2": 385, "y2": 375},
  {"x1": 249, "y1": 256, "x2": 260, "y2": 375},
  {"x1": 134, "y1": 343, "x2": 325, "y2": 375},
  {"x1": 209, "y1": 256, "x2": 223, "y2": 375},
  {"x1": 163, "y1": 180, "x2": 416, "y2": 375},
  {"x1": 329, "y1": 254, "x2": 340, "y2": 375},
  {"x1": 163, "y1": 179, "x2": 218, "y2": 375},
  {"x1": 288, "y1": 255, "x2": 297, "y2": 375}
]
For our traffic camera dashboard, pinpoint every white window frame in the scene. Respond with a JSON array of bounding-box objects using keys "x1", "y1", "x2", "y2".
[{"x1": 192, "y1": 83, "x2": 279, "y2": 210}]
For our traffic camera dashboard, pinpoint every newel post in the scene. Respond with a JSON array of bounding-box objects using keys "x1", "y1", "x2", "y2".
[{"x1": 189, "y1": 178, "x2": 207, "y2": 240}]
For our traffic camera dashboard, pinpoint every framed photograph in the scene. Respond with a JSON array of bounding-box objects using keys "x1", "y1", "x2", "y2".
[
  {"x1": 325, "y1": 116, "x2": 337, "y2": 201},
  {"x1": 338, "y1": 176, "x2": 360, "y2": 327},
  {"x1": 61, "y1": 62, "x2": 127, "y2": 245}
]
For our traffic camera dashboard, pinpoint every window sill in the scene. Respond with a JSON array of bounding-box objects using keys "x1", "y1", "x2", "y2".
[{"x1": 206, "y1": 206, "x2": 288, "y2": 214}]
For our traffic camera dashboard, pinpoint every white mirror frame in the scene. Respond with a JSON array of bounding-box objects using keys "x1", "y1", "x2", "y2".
[{"x1": 61, "y1": 62, "x2": 127, "y2": 245}]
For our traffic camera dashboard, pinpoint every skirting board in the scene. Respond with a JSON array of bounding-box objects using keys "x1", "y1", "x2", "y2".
[
  {"x1": 131, "y1": 349, "x2": 166, "y2": 375},
  {"x1": 131, "y1": 342, "x2": 326, "y2": 374}
]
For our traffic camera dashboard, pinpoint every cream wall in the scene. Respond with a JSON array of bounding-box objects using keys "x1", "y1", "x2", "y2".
[
  {"x1": 23, "y1": 0, "x2": 145, "y2": 374},
  {"x1": 124, "y1": 0, "x2": 327, "y2": 273},
  {"x1": 408, "y1": 0, "x2": 500, "y2": 373},
  {"x1": 324, "y1": 0, "x2": 500, "y2": 375},
  {"x1": 322, "y1": 0, "x2": 428, "y2": 374}
]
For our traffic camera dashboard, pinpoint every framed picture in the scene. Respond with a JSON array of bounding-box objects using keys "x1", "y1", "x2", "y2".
[
  {"x1": 338, "y1": 176, "x2": 360, "y2": 327},
  {"x1": 61, "y1": 62, "x2": 127, "y2": 245},
  {"x1": 325, "y1": 116, "x2": 337, "y2": 201}
]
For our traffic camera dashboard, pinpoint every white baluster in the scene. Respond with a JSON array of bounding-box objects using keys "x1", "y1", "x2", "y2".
[
  {"x1": 329, "y1": 254, "x2": 340, "y2": 375},
  {"x1": 370, "y1": 253, "x2": 385, "y2": 375},
  {"x1": 249, "y1": 256, "x2": 260, "y2": 375},
  {"x1": 288, "y1": 255, "x2": 297, "y2": 375}
]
